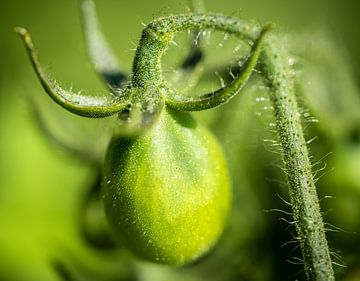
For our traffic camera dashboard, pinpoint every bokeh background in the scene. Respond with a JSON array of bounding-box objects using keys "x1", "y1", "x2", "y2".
[{"x1": 1, "y1": 0, "x2": 360, "y2": 280}]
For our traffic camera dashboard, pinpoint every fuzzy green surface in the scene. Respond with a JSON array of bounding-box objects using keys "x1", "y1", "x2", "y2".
[{"x1": 102, "y1": 108, "x2": 231, "y2": 265}]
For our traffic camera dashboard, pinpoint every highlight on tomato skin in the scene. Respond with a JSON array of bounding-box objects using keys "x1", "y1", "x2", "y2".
[{"x1": 101, "y1": 108, "x2": 231, "y2": 265}]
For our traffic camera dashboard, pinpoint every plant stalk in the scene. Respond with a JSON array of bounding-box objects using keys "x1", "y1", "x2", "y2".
[{"x1": 260, "y1": 35, "x2": 335, "y2": 281}]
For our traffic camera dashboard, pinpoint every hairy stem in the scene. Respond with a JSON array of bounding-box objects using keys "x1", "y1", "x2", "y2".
[
  {"x1": 132, "y1": 14, "x2": 260, "y2": 88},
  {"x1": 260, "y1": 36, "x2": 335, "y2": 281}
]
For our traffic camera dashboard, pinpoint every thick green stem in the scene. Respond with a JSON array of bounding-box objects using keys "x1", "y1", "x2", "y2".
[
  {"x1": 132, "y1": 14, "x2": 260, "y2": 88},
  {"x1": 260, "y1": 36, "x2": 334, "y2": 281}
]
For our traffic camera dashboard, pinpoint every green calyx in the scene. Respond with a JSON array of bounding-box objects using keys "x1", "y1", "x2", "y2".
[{"x1": 15, "y1": 11, "x2": 270, "y2": 130}]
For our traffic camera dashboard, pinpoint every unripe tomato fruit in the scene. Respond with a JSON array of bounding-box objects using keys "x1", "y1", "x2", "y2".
[{"x1": 102, "y1": 108, "x2": 231, "y2": 265}]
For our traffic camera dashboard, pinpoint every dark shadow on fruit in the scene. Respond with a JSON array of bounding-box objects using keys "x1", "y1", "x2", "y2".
[{"x1": 80, "y1": 171, "x2": 118, "y2": 250}]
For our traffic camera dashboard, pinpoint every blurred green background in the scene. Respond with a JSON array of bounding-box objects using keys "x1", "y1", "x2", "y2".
[{"x1": 1, "y1": 0, "x2": 360, "y2": 280}]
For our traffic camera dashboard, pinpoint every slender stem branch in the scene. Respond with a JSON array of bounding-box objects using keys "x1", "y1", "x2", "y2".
[
  {"x1": 260, "y1": 35, "x2": 335, "y2": 281},
  {"x1": 166, "y1": 26, "x2": 270, "y2": 111}
]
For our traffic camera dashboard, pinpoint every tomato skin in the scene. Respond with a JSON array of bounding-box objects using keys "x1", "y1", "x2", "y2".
[{"x1": 102, "y1": 108, "x2": 231, "y2": 265}]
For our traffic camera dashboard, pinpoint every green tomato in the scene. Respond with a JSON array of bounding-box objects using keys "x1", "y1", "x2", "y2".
[{"x1": 102, "y1": 108, "x2": 231, "y2": 265}]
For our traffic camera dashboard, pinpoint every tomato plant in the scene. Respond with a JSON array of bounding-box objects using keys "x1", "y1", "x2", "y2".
[{"x1": 11, "y1": 0, "x2": 360, "y2": 280}]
